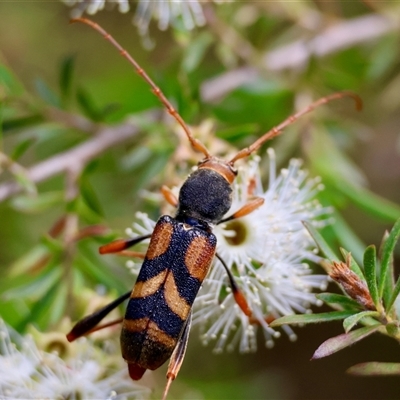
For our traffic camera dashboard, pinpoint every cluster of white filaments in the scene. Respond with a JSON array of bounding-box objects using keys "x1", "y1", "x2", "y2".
[
  {"x1": 194, "y1": 149, "x2": 329, "y2": 353},
  {"x1": 62, "y1": 1, "x2": 225, "y2": 36},
  {"x1": 62, "y1": 0, "x2": 130, "y2": 18},
  {"x1": 0, "y1": 320, "x2": 150, "y2": 400},
  {"x1": 127, "y1": 149, "x2": 330, "y2": 354}
]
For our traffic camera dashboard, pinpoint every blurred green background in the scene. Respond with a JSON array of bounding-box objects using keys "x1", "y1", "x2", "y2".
[{"x1": 1, "y1": 1, "x2": 400, "y2": 399}]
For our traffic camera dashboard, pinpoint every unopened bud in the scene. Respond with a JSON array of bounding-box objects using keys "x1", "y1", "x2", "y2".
[{"x1": 329, "y1": 257, "x2": 375, "y2": 311}]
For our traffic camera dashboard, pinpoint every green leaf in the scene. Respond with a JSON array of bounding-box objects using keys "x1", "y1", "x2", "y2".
[
  {"x1": 270, "y1": 311, "x2": 355, "y2": 327},
  {"x1": 0, "y1": 64, "x2": 24, "y2": 95},
  {"x1": 75, "y1": 255, "x2": 125, "y2": 290},
  {"x1": 347, "y1": 362, "x2": 400, "y2": 376},
  {"x1": 79, "y1": 176, "x2": 104, "y2": 217},
  {"x1": 17, "y1": 279, "x2": 61, "y2": 331},
  {"x1": 59, "y1": 55, "x2": 75, "y2": 105},
  {"x1": 11, "y1": 191, "x2": 64, "y2": 213},
  {"x1": 76, "y1": 86, "x2": 102, "y2": 121},
  {"x1": 303, "y1": 221, "x2": 339, "y2": 261},
  {"x1": 343, "y1": 311, "x2": 379, "y2": 333},
  {"x1": 120, "y1": 146, "x2": 152, "y2": 171},
  {"x1": 309, "y1": 127, "x2": 366, "y2": 192},
  {"x1": 40, "y1": 233, "x2": 64, "y2": 253},
  {"x1": 10, "y1": 138, "x2": 36, "y2": 161},
  {"x1": 3, "y1": 267, "x2": 61, "y2": 302},
  {"x1": 2, "y1": 115, "x2": 43, "y2": 133},
  {"x1": 386, "y1": 275, "x2": 400, "y2": 315},
  {"x1": 35, "y1": 78, "x2": 60, "y2": 107},
  {"x1": 47, "y1": 282, "x2": 67, "y2": 326},
  {"x1": 363, "y1": 245, "x2": 379, "y2": 307},
  {"x1": 379, "y1": 217, "x2": 400, "y2": 298},
  {"x1": 366, "y1": 35, "x2": 399, "y2": 81},
  {"x1": 336, "y1": 182, "x2": 400, "y2": 223},
  {"x1": 311, "y1": 325, "x2": 381, "y2": 359},
  {"x1": 182, "y1": 31, "x2": 214, "y2": 74},
  {"x1": 316, "y1": 293, "x2": 362, "y2": 310},
  {"x1": 12, "y1": 172, "x2": 36, "y2": 196},
  {"x1": 7, "y1": 244, "x2": 50, "y2": 277}
]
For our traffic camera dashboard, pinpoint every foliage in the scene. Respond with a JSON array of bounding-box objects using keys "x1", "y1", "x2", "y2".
[{"x1": 272, "y1": 218, "x2": 400, "y2": 375}]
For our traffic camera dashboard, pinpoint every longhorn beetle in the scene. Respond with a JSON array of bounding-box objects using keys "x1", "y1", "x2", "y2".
[{"x1": 66, "y1": 17, "x2": 362, "y2": 400}]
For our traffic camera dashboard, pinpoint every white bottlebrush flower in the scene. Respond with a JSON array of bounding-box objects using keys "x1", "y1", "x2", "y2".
[
  {"x1": 127, "y1": 149, "x2": 330, "y2": 354},
  {"x1": 62, "y1": 0, "x2": 130, "y2": 18},
  {"x1": 62, "y1": 1, "x2": 230, "y2": 39},
  {"x1": 0, "y1": 319, "x2": 150, "y2": 400},
  {"x1": 134, "y1": 0, "x2": 206, "y2": 36},
  {"x1": 194, "y1": 149, "x2": 330, "y2": 353}
]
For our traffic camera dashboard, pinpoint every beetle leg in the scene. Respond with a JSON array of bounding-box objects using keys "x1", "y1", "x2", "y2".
[
  {"x1": 217, "y1": 197, "x2": 264, "y2": 224},
  {"x1": 66, "y1": 291, "x2": 131, "y2": 342},
  {"x1": 162, "y1": 311, "x2": 192, "y2": 400},
  {"x1": 216, "y1": 253, "x2": 252, "y2": 317},
  {"x1": 216, "y1": 254, "x2": 277, "y2": 325},
  {"x1": 161, "y1": 185, "x2": 178, "y2": 208},
  {"x1": 99, "y1": 234, "x2": 151, "y2": 254}
]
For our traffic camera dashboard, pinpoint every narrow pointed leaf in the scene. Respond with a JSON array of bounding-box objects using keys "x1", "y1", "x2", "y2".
[
  {"x1": 0, "y1": 64, "x2": 24, "y2": 95},
  {"x1": 303, "y1": 221, "x2": 339, "y2": 261},
  {"x1": 11, "y1": 192, "x2": 64, "y2": 213},
  {"x1": 10, "y1": 138, "x2": 36, "y2": 161},
  {"x1": 182, "y1": 31, "x2": 213, "y2": 73},
  {"x1": 3, "y1": 268, "x2": 61, "y2": 301},
  {"x1": 386, "y1": 275, "x2": 400, "y2": 314},
  {"x1": 7, "y1": 244, "x2": 50, "y2": 277},
  {"x1": 379, "y1": 218, "x2": 400, "y2": 298},
  {"x1": 59, "y1": 55, "x2": 75, "y2": 104},
  {"x1": 270, "y1": 311, "x2": 355, "y2": 328},
  {"x1": 343, "y1": 311, "x2": 379, "y2": 333},
  {"x1": 76, "y1": 86, "x2": 102, "y2": 121},
  {"x1": 16, "y1": 279, "x2": 61, "y2": 331},
  {"x1": 312, "y1": 325, "x2": 381, "y2": 359},
  {"x1": 363, "y1": 245, "x2": 379, "y2": 307},
  {"x1": 347, "y1": 362, "x2": 400, "y2": 376},
  {"x1": 316, "y1": 293, "x2": 362, "y2": 310},
  {"x1": 35, "y1": 78, "x2": 60, "y2": 107},
  {"x1": 379, "y1": 231, "x2": 395, "y2": 310},
  {"x1": 336, "y1": 182, "x2": 400, "y2": 223}
]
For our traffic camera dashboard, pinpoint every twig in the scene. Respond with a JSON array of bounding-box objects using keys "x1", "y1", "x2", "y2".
[
  {"x1": 0, "y1": 115, "x2": 152, "y2": 202},
  {"x1": 201, "y1": 13, "x2": 399, "y2": 102}
]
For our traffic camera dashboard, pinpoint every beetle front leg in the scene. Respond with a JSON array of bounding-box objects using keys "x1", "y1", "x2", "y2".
[{"x1": 99, "y1": 234, "x2": 151, "y2": 254}]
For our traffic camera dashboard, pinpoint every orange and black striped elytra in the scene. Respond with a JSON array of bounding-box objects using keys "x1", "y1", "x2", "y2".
[
  {"x1": 122, "y1": 215, "x2": 216, "y2": 380},
  {"x1": 66, "y1": 17, "x2": 362, "y2": 400}
]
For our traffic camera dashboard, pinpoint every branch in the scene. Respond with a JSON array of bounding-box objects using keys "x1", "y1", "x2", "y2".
[
  {"x1": 0, "y1": 115, "x2": 152, "y2": 202},
  {"x1": 201, "y1": 13, "x2": 399, "y2": 102}
]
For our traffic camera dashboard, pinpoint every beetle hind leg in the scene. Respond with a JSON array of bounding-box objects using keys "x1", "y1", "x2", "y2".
[
  {"x1": 66, "y1": 291, "x2": 130, "y2": 342},
  {"x1": 162, "y1": 312, "x2": 192, "y2": 400}
]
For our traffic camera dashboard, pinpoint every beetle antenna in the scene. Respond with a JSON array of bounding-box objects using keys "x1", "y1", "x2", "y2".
[
  {"x1": 70, "y1": 18, "x2": 211, "y2": 159},
  {"x1": 229, "y1": 91, "x2": 362, "y2": 165}
]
